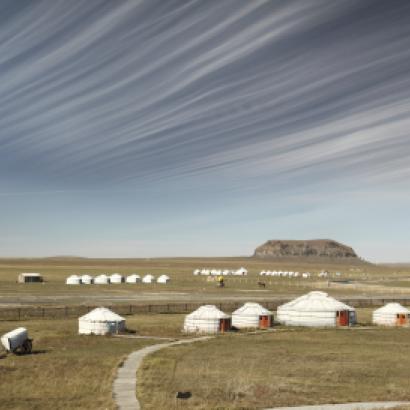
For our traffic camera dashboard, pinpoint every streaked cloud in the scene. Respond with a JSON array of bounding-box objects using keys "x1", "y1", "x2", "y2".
[{"x1": 0, "y1": 0, "x2": 409, "y2": 260}]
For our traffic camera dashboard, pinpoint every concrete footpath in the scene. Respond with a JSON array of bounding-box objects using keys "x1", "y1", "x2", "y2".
[{"x1": 112, "y1": 336, "x2": 212, "y2": 410}]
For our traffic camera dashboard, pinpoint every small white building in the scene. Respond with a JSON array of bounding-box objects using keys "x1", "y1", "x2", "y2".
[
  {"x1": 126, "y1": 274, "x2": 141, "y2": 284},
  {"x1": 142, "y1": 274, "x2": 155, "y2": 284},
  {"x1": 78, "y1": 307, "x2": 125, "y2": 335},
  {"x1": 81, "y1": 274, "x2": 93, "y2": 284},
  {"x1": 277, "y1": 291, "x2": 355, "y2": 327},
  {"x1": 66, "y1": 275, "x2": 81, "y2": 285},
  {"x1": 157, "y1": 274, "x2": 170, "y2": 284},
  {"x1": 110, "y1": 273, "x2": 124, "y2": 284},
  {"x1": 232, "y1": 302, "x2": 273, "y2": 329},
  {"x1": 234, "y1": 267, "x2": 248, "y2": 276},
  {"x1": 94, "y1": 274, "x2": 110, "y2": 285},
  {"x1": 373, "y1": 303, "x2": 410, "y2": 327},
  {"x1": 183, "y1": 305, "x2": 231, "y2": 334},
  {"x1": 18, "y1": 272, "x2": 43, "y2": 283}
]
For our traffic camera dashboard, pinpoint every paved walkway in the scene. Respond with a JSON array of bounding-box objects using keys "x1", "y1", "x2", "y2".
[
  {"x1": 267, "y1": 402, "x2": 410, "y2": 410},
  {"x1": 112, "y1": 336, "x2": 212, "y2": 410}
]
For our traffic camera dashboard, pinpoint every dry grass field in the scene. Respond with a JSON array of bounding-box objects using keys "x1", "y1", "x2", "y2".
[
  {"x1": 1, "y1": 257, "x2": 410, "y2": 307},
  {"x1": 0, "y1": 314, "x2": 186, "y2": 410},
  {"x1": 1, "y1": 310, "x2": 410, "y2": 409},
  {"x1": 138, "y1": 326, "x2": 410, "y2": 409}
]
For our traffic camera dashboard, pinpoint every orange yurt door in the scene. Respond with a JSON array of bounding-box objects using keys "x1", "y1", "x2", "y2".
[
  {"x1": 219, "y1": 318, "x2": 231, "y2": 332},
  {"x1": 259, "y1": 315, "x2": 271, "y2": 329},
  {"x1": 338, "y1": 310, "x2": 349, "y2": 326},
  {"x1": 396, "y1": 314, "x2": 407, "y2": 326}
]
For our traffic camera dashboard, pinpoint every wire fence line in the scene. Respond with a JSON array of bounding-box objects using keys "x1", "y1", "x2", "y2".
[{"x1": 1, "y1": 297, "x2": 410, "y2": 321}]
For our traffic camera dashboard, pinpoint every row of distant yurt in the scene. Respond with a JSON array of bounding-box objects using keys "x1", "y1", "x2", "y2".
[
  {"x1": 66, "y1": 274, "x2": 170, "y2": 285},
  {"x1": 193, "y1": 267, "x2": 248, "y2": 276}
]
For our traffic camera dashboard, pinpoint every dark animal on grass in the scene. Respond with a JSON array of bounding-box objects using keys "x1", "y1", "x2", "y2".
[{"x1": 257, "y1": 281, "x2": 266, "y2": 288}]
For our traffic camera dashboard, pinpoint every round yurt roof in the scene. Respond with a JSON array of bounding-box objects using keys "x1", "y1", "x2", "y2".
[
  {"x1": 158, "y1": 274, "x2": 170, "y2": 280},
  {"x1": 95, "y1": 274, "x2": 108, "y2": 279},
  {"x1": 127, "y1": 274, "x2": 140, "y2": 279},
  {"x1": 186, "y1": 305, "x2": 229, "y2": 320},
  {"x1": 110, "y1": 273, "x2": 123, "y2": 279},
  {"x1": 279, "y1": 291, "x2": 353, "y2": 312},
  {"x1": 233, "y1": 302, "x2": 272, "y2": 316},
  {"x1": 79, "y1": 307, "x2": 124, "y2": 322},
  {"x1": 374, "y1": 303, "x2": 410, "y2": 315},
  {"x1": 143, "y1": 274, "x2": 154, "y2": 279}
]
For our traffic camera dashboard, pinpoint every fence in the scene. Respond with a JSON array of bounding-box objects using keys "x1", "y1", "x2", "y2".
[{"x1": 1, "y1": 297, "x2": 410, "y2": 321}]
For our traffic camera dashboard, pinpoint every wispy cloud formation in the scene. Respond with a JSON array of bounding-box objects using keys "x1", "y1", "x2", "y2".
[
  {"x1": 1, "y1": 0, "x2": 410, "y2": 190},
  {"x1": 0, "y1": 1, "x2": 409, "y2": 259}
]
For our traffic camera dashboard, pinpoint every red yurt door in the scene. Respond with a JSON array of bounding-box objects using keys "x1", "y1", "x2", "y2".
[
  {"x1": 259, "y1": 315, "x2": 271, "y2": 329},
  {"x1": 219, "y1": 318, "x2": 231, "y2": 332},
  {"x1": 396, "y1": 314, "x2": 407, "y2": 326},
  {"x1": 338, "y1": 310, "x2": 349, "y2": 326}
]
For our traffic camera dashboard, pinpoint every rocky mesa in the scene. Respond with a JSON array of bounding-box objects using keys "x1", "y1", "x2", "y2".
[{"x1": 253, "y1": 239, "x2": 358, "y2": 259}]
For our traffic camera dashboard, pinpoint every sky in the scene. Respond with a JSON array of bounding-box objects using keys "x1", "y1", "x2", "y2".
[{"x1": 0, "y1": 0, "x2": 410, "y2": 262}]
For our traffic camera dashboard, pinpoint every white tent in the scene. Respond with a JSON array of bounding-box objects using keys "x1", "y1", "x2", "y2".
[
  {"x1": 157, "y1": 274, "x2": 170, "y2": 284},
  {"x1": 232, "y1": 302, "x2": 273, "y2": 329},
  {"x1": 373, "y1": 303, "x2": 410, "y2": 327},
  {"x1": 277, "y1": 291, "x2": 355, "y2": 327},
  {"x1": 183, "y1": 305, "x2": 231, "y2": 334},
  {"x1": 234, "y1": 267, "x2": 248, "y2": 276},
  {"x1": 81, "y1": 274, "x2": 93, "y2": 285},
  {"x1": 126, "y1": 274, "x2": 141, "y2": 284},
  {"x1": 142, "y1": 274, "x2": 155, "y2": 284},
  {"x1": 110, "y1": 273, "x2": 124, "y2": 284},
  {"x1": 193, "y1": 269, "x2": 201, "y2": 276},
  {"x1": 94, "y1": 274, "x2": 110, "y2": 285},
  {"x1": 66, "y1": 275, "x2": 81, "y2": 285},
  {"x1": 78, "y1": 307, "x2": 125, "y2": 335}
]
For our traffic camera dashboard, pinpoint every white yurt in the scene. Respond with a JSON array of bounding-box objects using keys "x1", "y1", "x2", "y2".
[
  {"x1": 184, "y1": 305, "x2": 231, "y2": 334},
  {"x1": 94, "y1": 274, "x2": 110, "y2": 285},
  {"x1": 157, "y1": 274, "x2": 170, "y2": 284},
  {"x1": 235, "y1": 267, "x2": 248, "y2": 276},
  {"x1": 193, "y1": 269, "x2": 201, "y2": 276},
  {"x1": 79, "y1": 307, "x2": 125, "y2": 335},
  {"x1": 126, "y1": 274, "x2": 141, "y2": 284},
  {"x1": 66, "y1": 275, "x2": 81, "y2": 285},
  {"x1": 277, "y1": 291, "x2": 355, "y2": 327},
  {"x1": 142, "y1": 274, "x2": 155, "y2": 283},
  {"x1": 110, "y1": 273, "x2": 124, "y2": 284},
  {"x1": 81, "y1": 274, "x2": 93, "y2": 285},
  {"x1": 232, "y1": 302, "x2": 273, "y2": 329},
  {"x1": 372, "y1": 303, "x2": 410, "y2": 327}
]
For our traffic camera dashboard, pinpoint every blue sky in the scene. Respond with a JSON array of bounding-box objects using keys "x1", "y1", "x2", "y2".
[{"x1": 1, "y1": 0, "x2": 409, "y2": 262}]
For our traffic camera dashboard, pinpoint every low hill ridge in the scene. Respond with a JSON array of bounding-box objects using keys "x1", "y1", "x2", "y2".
[{"x1": 254, "y1": 239, "x2": 358, "y2": 259}]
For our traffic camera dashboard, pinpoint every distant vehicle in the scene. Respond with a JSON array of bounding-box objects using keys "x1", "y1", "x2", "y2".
[{"x1": 1, "y1": 327, "x2": 32, "y2": 354}]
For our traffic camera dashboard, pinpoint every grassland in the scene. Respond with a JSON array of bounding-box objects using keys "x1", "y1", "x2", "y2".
[
  {"x1": 138, "y1": 325, "x2": 410, "y2": 409},
  {"x1": 1, "y1": 257, "x2": 410, "y2": 307},
  {"x1": 1, "y1": 310, "x2": 410, "y2": 409},
  {"x1": 0, "y1": 314, "x2": 186, "y2": 410}
]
